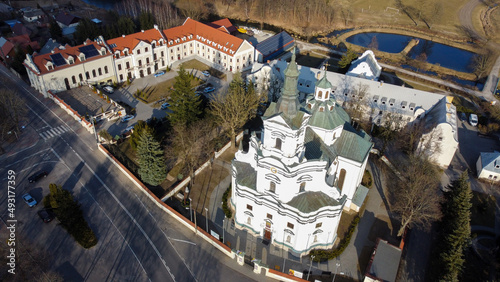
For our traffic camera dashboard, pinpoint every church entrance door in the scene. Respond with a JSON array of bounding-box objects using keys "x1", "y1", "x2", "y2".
[{"x1": 263, "y1": 221, "x2": 272, "y2": 242}]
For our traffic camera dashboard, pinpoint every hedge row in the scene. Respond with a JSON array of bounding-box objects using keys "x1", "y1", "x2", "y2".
[
  {"x1": 222, "y1": 186, "x2": 232, "y2": 219},
  {"x1": 310, "y1": 216, "x2": 360, "y2": 261}
]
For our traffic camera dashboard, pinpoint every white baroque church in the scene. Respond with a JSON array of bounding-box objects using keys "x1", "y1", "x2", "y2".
[{"x1": 230, "y1": 52, "x2": 373, "y2": 256}]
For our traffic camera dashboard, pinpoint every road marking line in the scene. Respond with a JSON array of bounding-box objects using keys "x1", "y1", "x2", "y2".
[
  {"x1": 134, "y1": 195, "x2": 197, "y2": 281},
  {"x1": 76, "y1": 154, "x2": 175, "y2": 281},
  {"x1": 39, "y1": 132, "x2": 48, "y2": 140},
  {"x1": 6, "y1": 148, "x2": 52, "y2": 166},
  {"x1": 19, "y1": 83, "x2": 95, "y2": 152},
  {"x1": 76, "y1": 181, "x2": 150, "y2": 281}
]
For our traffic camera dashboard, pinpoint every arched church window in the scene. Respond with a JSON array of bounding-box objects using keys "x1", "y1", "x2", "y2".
[
  {"x1": 308, "y1": 104, "x2": 312, "y2": 109},
  {"x1": 318, "y1": 90, "x2": 323, "y2": 99},
  {"x1": 299, "y1": 182, "x2": 305, "y2": 193},
  {"x1": 338, "y1": 169, "x2": 346, "y2": 192},
  {"x1": 326, "y1": 91, "x2": 329, "y2": 99},
  {"x1": 313, "y1": 235, "x2": 318, "y2": 243},
  {"x1": 275, "y1": 138, "x2": 282, "y2": 150},
  {"x1": 269, "y1": 182, "x2": 276, "y2": 193},
  {"x1": 247, "y1": 217, "x2": 252, "y2": 225},
  {"x1": 286, "y1": 235, "x2": 291, "y2": 243}
]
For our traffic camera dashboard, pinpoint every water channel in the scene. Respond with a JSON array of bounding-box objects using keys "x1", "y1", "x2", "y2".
[{"x1": 346, "y1": 32, "x2": 476, "y2": 73}]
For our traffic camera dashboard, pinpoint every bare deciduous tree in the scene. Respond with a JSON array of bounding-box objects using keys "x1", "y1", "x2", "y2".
[
  {"x1": 209, "y1": 73, "x2": 262, "y2": 147},
  {"x1": 390, "y1": 155, "x2": 442, "y2": 236},
  {"x1": 0, "y1": 88, "x2": 27, "y2": 151},
  {"x1": 169, "y1": 120, "x2": 214, "y2": 190}
]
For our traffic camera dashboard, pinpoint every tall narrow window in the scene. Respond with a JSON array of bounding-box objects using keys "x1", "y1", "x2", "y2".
[
  {"x1": 92, "y1": 70, "x2": 96, "y2": 77},
  {"x1": 338, "y1": 169, "x2": 346, "y2": 192},
  {"x1": 318, "y1": 90, "x2": 323, "y2": 99},
  {"x1": 286, "y1": 235, "x2": 291, "y2": 243},
  {"x1": 126, "y1": 62, "x2": 130, "y2": 69},
  {"x1": 299, "y1": 182, "x2": 306, "y2": 193},
  {"x1": 98, "y1": 68, "x2": 102, "y2": 76},
  {"x1": 71, "y1": 76, "x2": 76, "y2": 84},
  {"x1": 247, "y1": 217, "x2": 251, "y2": 225},
  {"x1": 269, "y1": 182, "x2": 276, "y2": 193},
  {"x1": 79, "y1": 74, "x2": 83, "y2": 81},
  {"x1": 104, "y1": 66, "x2": 108, "y2": 74},
  {"x1": 275, "y1": 138, "x2": 282, "y2": 150}
]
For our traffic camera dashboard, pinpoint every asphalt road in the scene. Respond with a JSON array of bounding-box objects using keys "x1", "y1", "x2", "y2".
[{"x1": 0, "y1": 65, "x2": 260, "y2": 281}]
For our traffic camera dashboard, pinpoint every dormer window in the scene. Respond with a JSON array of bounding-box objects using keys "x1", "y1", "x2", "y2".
[
  {"x1": 68, "y1": 57, "x2": 74, "y2": 64},
  {"x1": 124, "y1": 50, "x2": 128, "y2": 56}
]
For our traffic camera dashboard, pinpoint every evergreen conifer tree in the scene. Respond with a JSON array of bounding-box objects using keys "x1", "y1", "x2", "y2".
[
  {"x1": 137, "y1": 129, "x2": 167, "y2": 186},
  {"x1": 168, "y1": 66, "x2": 202, "y2": 126},
  {"x1": 436, "y1": 171, "x2": 472, "y2": 281}
]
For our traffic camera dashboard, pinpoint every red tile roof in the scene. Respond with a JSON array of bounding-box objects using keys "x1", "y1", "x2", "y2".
[
  {"x1": 9, "y1": 34, "x2": 39, "y2": 51},
  {"x1": 163, "y1": 18, "x2": 244, "y2": 56},
  {"x1": 107, "y1": 28, "x2": 164, "y2": 54},
  {"x1": 0, "y1": 38, "x2": 15, "y2": 59},
  {"x1": 29, "y1": 40, "x2": 110, "y2": 75},
  {"x1": 209, "y1": 18, "x2": 237, "y2": 34}
]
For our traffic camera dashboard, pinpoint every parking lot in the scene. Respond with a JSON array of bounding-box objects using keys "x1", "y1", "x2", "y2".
[{"x1": 57, "y1": 87, "x2": 117, "y2": 117}]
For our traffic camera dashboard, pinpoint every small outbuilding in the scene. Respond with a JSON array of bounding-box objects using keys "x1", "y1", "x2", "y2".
[
  {"x1": 347, "y1": 50, "x2": 382, "y2": 81},
  {"x1": 364, "y1": 239, "x2": 402, "y2": 282},
  {"x1": 476, "y1": 151, "x2": 500, "y2": 181},
  {"x1": 255, "y1": 31, "x2": 294, "y2": 63}
]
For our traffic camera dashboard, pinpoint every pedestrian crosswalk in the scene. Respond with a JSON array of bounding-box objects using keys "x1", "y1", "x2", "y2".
[{"x1": 39, "y1": 125, "x2": 70, "y2": 140}]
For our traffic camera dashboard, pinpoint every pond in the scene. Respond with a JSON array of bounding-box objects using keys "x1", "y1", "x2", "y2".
[
  {"x1": 345, "y1": 32, "x2": 477, "y2": 73},
  {"x1": 81, "y1": 0, "x2": 121, "y2": 10}
]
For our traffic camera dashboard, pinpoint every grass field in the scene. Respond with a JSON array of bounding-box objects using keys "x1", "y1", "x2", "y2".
[{"x1": 138, "y1": 76, "x2": 203, "y2": 104}]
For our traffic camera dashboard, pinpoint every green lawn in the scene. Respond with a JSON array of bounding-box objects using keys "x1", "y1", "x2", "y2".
[{"x1": 138, "y1": 76, "x2": 203, "y2": 104}]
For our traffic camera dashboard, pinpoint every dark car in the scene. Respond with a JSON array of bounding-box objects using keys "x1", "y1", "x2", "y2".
[
  {"x1": 37, "y1": 209, "x2": 55, "y2": 223},
  {"x1": 28, "y1": 171, "x2": 48, "y2": 183}
]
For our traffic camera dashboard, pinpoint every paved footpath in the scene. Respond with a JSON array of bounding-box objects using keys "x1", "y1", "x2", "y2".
[{"x1": 207, "y1": 158, "x2": 396, "y2": 280}]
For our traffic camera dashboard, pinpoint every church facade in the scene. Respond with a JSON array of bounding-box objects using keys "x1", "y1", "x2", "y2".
[{"x1": 231, "y1": 52, "x2": 372, "y2": 256}]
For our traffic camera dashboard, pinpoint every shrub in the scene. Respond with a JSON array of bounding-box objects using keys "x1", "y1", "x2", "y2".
[
  {"x1": 362, "y1": 170, "x2": 373, "y2": 188},
  {"x1": 310, "y1": 216, "x2": 360, "y2": 261},
  {"x1": 222, "y1": 186, "x2": 232, "y2": 219},
  {"x1": 44, "y1": 183, "x2": 97, "y2": 248}
]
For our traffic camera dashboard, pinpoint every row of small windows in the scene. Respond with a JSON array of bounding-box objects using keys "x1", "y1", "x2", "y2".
[{"x1": 69, "y1": 66, "x2": 108, "y2": 84}]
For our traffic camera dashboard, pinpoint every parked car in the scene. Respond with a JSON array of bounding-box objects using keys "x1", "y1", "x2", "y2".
[
  {"x1": 460, "y1": 112, "x2": 467, "y2": 122},
  {"x1": 161, "y1": 102, "x2": 170, "y2": 109},
  {"x1": 121, "y1": 115, "x2": 135, "y2": 123},
  {"x1": 469, "y1": 114, "x2": 478, "y2": 127},
  {"x1": 201, "y1": 70, "x2": 210, "y2": 77},
  {"x1": 204, "y1": 87, "x2": 215, "y2": 93},
  {"x1": 103, "y1": 86, "x2": 114, "y2": 94},
  {"x1": 22, "y1": 193, "x2": 37, "y2": 207},
  {"x1": 37, "y1": 209, "x2": 55, "y2": 223},
  {"x1": 154, "y1": 71, "x2": 166, "y2": 77},
  {"x1": 28, "y1": 171, "x2": 48, "y2": 183}
]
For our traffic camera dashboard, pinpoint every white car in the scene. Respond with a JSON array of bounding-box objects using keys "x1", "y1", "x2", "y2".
[
  {"x1": 469, "y1": 114, "x2": 478, "y2": 127},
  {"x1": 201, "y1": 70, "x2": 210, "y2": 77},
  {"x1": 103, "y1": 86, "x2": 114, "y2": 94}
]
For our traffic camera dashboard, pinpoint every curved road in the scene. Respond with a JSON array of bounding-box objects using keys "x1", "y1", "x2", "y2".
[{"x1": 458, "y1": 0, "x2": 484, "y2": 41}]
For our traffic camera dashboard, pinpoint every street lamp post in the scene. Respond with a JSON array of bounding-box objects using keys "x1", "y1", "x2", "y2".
[
  {"x1": 205, "y1": 208, "x2": 209, "y2": 233},
  {"x1": 307, "y1": 255, "x2": 315, "y2": 280},
  {"x1": 282, "y1": 230, "x2": 286, "y2": 272},
  {"x1": 332, "y1": 262, "x2": 340, "y2": 282},
  {"x1": 189, "y1": 198, "x2": 193, "y2": 222},
  {"x1": 222, "y1": 217, "x2": 225, "y2": 243}
]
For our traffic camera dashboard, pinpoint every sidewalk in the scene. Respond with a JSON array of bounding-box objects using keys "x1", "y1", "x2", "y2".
[{"x1": 199, "y1": 157, "x2": 395, "y2": 281}]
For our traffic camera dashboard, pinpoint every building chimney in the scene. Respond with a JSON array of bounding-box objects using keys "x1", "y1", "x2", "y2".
[
  {"x1": 122, "y1": 34, "x2": 125, "y2": 38},
  {"x1": 141, "y1": 30, "x2": 144, "y2": 33},
  {"x1": 154, "y1": 24, "x2": 158, "y2": 30}
]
